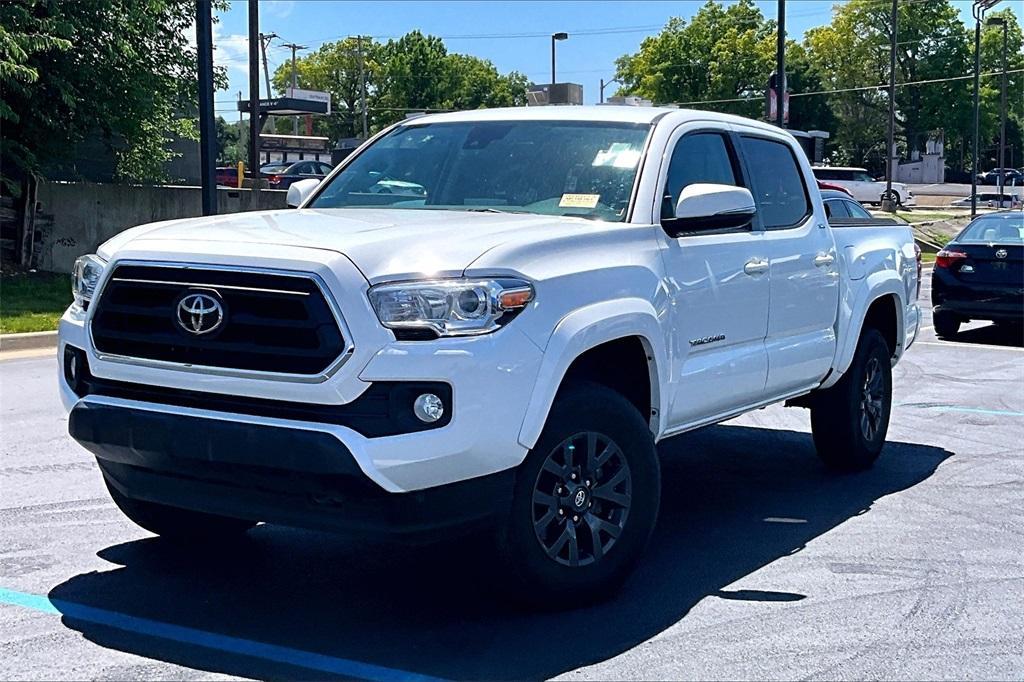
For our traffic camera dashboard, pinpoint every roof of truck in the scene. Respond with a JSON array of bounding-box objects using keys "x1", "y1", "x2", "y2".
[{"x1": 402, "y1": 105, "x2": 781, "y2": 130}]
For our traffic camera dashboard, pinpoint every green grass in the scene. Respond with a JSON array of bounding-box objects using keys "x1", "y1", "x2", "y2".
[
  {"x1": 895, "y1": 210, "x2": 956, "y2": 223},
  {"x1": 1, "y1": 271, "x2": 72, "y2": 334}
]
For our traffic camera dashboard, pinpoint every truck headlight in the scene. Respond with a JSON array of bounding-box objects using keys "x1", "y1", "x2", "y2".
[
  {"x1": 71, "y1": 254, "x2": 106, "y2": 309},
  {"x1": 368, "y1": 278, "x2": 534, "y2": 339}
]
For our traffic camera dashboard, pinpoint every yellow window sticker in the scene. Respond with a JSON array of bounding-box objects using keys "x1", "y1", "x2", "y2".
[{"x1": 559, "y1": 193, "x2": 601, "y2": 209}]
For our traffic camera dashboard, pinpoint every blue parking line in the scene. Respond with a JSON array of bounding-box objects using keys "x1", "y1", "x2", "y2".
[{"x1": 0, "y1": 587, "x2": 442, "y2": 681}]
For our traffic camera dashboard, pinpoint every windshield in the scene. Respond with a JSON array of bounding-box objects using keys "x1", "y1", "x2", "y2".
[
  {"x1": 310, "y1": 120, "x2": 651, "y2": 221},
  {"x1": 959, "y1": 214, "x2": 1024, "y2": 243}
]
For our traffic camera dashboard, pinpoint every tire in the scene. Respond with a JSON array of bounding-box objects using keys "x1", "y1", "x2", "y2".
[
  {"x1": 498, "y1": 382, "x2": 660, "y2": 608},
  {"x1": 933, "y1": 311, "x2": 961, "y2": 339},
  {"x1": 104, "y1": 477, "x2": 255, "y2": 542},
  {"x1": 810, "y1": 328, "x2": 892, "y2": 472}
]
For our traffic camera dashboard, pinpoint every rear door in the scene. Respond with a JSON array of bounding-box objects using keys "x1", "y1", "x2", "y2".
[{"x1": 736, "y1": 131, "x2": 840, "y2": 397}]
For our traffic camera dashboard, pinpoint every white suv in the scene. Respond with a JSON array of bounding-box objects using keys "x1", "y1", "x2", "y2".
[
  {"x1": 812, "y1": 166, "x2": 916, "y2": 207},
  {"x1": 60, "y1": 106, "x2": 919, "y2": 604}
]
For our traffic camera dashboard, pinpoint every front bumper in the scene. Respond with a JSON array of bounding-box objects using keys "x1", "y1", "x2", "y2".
[
  {"x1": 60, "y1": 269, "x2": 544, "y2": 495},
  {"x1": 70, "y1": 399, "x2": 514, "y2": 538}
]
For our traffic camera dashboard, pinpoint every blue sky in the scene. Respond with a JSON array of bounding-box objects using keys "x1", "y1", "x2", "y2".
[{"x1": 211, "y1": 0, "x2": 1010, "y2": 117}]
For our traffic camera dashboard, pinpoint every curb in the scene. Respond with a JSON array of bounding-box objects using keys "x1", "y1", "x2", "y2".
[{"x1": 0, "y1": 330, "x2": 58, "y2": 352}]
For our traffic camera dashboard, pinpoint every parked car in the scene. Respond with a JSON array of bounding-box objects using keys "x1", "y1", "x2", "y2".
[
  {"x1": 262, "y1": 160, "x2": 335, "y2": 189},
  {"x1": 816, "y1": 179, "x2": 853, "y2": 197},
  {"x1": 931, "y1": 210, "x2": 1023, "y2": 339},
  {"x1": 821, "y1": 190, "x2": 902, "y2": 226},
  {"x1": 215, "y1": 166, "x2": 239, "y2": 187},
  {"x1": 812, "y1": 166, "x2": 916, "y2": 207},
  {"x1": 950, "y1": 192, "x2": 1022, "y2": 209},
  {"x1": 62, "y1": 106, "x2": 920, "y2": 605},
  {"x1": 976, "y1": 168, "x2": 1023, "y2": 186}
]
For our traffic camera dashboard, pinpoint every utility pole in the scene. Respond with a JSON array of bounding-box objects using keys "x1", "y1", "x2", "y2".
[
  {"x1": 259, "y1": 31, "x2": 277, "y2": 131},
  {"x1": 247, "y1": 0, "x2": 261, "y2": 205},
  {"x1": 196, "y1": 0, "x2": 217, "y2": 215},
  {"x1": 775, "y1": 0, "x2": 786, "y2": 129},
  {"x1": 986, "y1": 16, "x2": 1008, "y2": 199},
  {"x1": 282, "y1": 41, "x2": 306, "y2": 135},
  {"x1": 357, "y1": 36, "x2": 368, "y2": 139},
  {"x1": 882, "y1": 0, "x2": 898, "y2": 213},
  {"x1": 972, "y1": 5, "x2": 983, "y2": 217}
]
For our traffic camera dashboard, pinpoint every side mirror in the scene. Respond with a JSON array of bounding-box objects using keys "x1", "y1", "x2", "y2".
[
  {"x1": 665, "y1": 183, "x2": 756, "y2": 236},
  {"x1": 287, "y1": 178, "x2": 320, "y2": 208}
]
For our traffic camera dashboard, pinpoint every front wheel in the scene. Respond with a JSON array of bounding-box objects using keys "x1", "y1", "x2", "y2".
[
  {"x1": 810, "y1": 328, "x2": 892, "y2": 471},
  {"x1": 498, "y1": 382, "x2": 660, "y2": 607}
]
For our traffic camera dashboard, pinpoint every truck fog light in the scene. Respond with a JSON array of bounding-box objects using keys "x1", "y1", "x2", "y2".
[{"x1": 413, "y1": 393, "x2": 444, "y2": 423}]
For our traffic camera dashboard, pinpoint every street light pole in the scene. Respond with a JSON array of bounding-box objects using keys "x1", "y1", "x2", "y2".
[
  {"x1": 986, "y1": 17, "x2": 1008, "y2": 199},
  {"x1": 971, "y1": 0, "x2": 1002, "y2": 218},
  {"x1": 775, "y1": 0, "x2": 786, "y2": 129},
  {"x1": 882, "y1": 0, "x2": 898, "y2": 213},
  {"x1": 196, "y1": 0, "x2": 216, "y2": 216},
  {"x1": 551, "y1": 32, "x2": 568, "y2": 85},
  {"x1": 247, "y1": 0, "x2": 260, "y2": 206},
  {"x1": 599, "y1": 77, "x2": 620, "y2": 104}
]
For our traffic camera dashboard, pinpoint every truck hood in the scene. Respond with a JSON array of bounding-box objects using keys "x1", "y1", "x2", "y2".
[{"x1": 102, "y1": 208, "x2": 598, "y2": 283}]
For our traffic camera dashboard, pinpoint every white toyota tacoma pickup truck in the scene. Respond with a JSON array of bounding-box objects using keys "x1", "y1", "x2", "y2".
[{"x1": 60, "y1": 106, "x2": 920, "y2": 603}]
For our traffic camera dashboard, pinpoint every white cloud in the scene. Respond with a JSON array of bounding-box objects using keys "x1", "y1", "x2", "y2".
[{"x1": 264, "y1": 1, "x2": 295, "y2": 20}]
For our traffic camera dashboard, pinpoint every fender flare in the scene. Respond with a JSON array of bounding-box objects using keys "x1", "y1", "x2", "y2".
[
  {"x1": 823, "y1": 272, "x2": 906, "y2": 389},
  {"x1": 517, "y1": 298, "x2": 668, "y2": 449}
]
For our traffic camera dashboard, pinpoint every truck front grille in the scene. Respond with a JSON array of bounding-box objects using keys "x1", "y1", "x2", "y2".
[{"x1": 90, "y1": 264, "x2": 346, "y2": 375}]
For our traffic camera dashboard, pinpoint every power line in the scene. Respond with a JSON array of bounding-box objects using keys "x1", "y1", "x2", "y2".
[{"x1": 667, "y1": 68, "x2": 1024, "y2": 106}]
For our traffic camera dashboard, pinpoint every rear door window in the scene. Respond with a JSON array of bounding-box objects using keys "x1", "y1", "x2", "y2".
[{"x1": 739, "y1": 136, "x2": 811, "y2": 230}]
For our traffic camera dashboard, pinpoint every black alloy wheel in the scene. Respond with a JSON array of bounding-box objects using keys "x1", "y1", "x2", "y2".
[
  {"x1": 531, "y1": 432, "x2": 631, "y2": 567},
  {"x1": 860, "y1": 356, "x2": 885, "y2": 442}
]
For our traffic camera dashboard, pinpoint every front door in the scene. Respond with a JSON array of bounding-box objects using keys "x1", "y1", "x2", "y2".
[{"x1": 656, "y1": 128, "x2": 770, "y2": 429}]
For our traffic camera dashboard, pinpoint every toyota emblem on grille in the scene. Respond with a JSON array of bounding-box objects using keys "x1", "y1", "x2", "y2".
[
  {"x1": 176, "y1": 292, "x2": 224, "y2": 335},
  {"x1": 995, "y1": 249, "x2": 1008, "y2": 259}
]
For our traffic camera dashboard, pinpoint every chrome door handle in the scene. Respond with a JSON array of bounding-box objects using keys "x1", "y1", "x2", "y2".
[
  {"x1": 814, "y1": 252, "x2": 835, "y2": 268},
  {"x1": 744, "y1": 258, "x2": 769, "y2": 276}
]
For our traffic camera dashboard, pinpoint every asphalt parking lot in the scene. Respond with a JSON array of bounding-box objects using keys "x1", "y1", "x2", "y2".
[{"x1": 2, "y1": 280, "x2": 1022, "y2": 680}]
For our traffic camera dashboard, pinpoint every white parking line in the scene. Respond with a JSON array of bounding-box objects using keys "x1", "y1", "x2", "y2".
[{"x1": 916, "y1": 340, "x2": 1024, "y2": 352}]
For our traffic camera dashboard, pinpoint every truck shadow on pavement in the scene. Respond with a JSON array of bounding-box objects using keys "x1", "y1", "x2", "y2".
[
  {"x1": 950, "y1": 322, "x2": 1023, "y2": 348},
  {"x1": 48, "y1": 424, "x2": 950, "y2": 680}
]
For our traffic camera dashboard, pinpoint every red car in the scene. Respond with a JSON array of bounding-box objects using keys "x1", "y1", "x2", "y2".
[{"x1": 816, "y1": 179, "x2": 853, "y2": 197}]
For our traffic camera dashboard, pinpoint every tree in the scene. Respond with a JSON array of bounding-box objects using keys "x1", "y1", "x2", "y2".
[
  {"x1": 0, "y1": 0, "x2": 224, "y2": 192},
  {"x1": 614, "y1": 0, "x2": 776, "y2": 119},
  {"x1": 271, "y1": 36, "x2": 382, "y2": 141},
  {"x1": 979, "y1": 8, "x2": 1024, "y2": 169},
  {"x1": 802, "y1": 0, "x2": 1005, "y2": 169},
  {"x1": 272, "y1": 30, "x2": 528, "y2": 143}
]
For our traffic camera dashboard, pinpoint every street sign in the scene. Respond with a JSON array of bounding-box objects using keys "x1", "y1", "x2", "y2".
[
  {"x1": 286, "y1": 87, "x2": 332, "y2": 115},
  {"x1": 767, "y1": 87, "x2": 790, "y2": 124},
  {"x1": 238, "y1": 96, "x2": 329, "y2": 116}
]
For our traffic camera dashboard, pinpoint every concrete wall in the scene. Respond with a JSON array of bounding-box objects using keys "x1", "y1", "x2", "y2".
[{"x1": 33, "y1": 182, "x2": 287, "y2": 273}]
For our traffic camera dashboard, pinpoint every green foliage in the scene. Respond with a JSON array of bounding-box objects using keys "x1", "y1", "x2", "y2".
[
  {"x1": 271, "y1": 30, "x2": 528, "y2": 142},
  {"x1": 0, "y1": 0, "x2": 227, "y2": 190},
  {"x1": 615, "y1": 0, "x2": 775, "y2": 119},
  {"x1": 612, "y1": 0, "x2": 1022, "y2": 173}
]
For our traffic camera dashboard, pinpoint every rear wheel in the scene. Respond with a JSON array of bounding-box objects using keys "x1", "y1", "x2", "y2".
[
  {"x1": 104, "y1": 477, "x2": 255, "y2": 542},
  {"x1": 498, "y1": 382, "x2": 660, "y2": 607},
  {"x1": 933, "y1": 311, "x2": 961, "y2": 339},
  {"x1": 810, "y1": 328, "x2": 892, "y2": 472}
]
